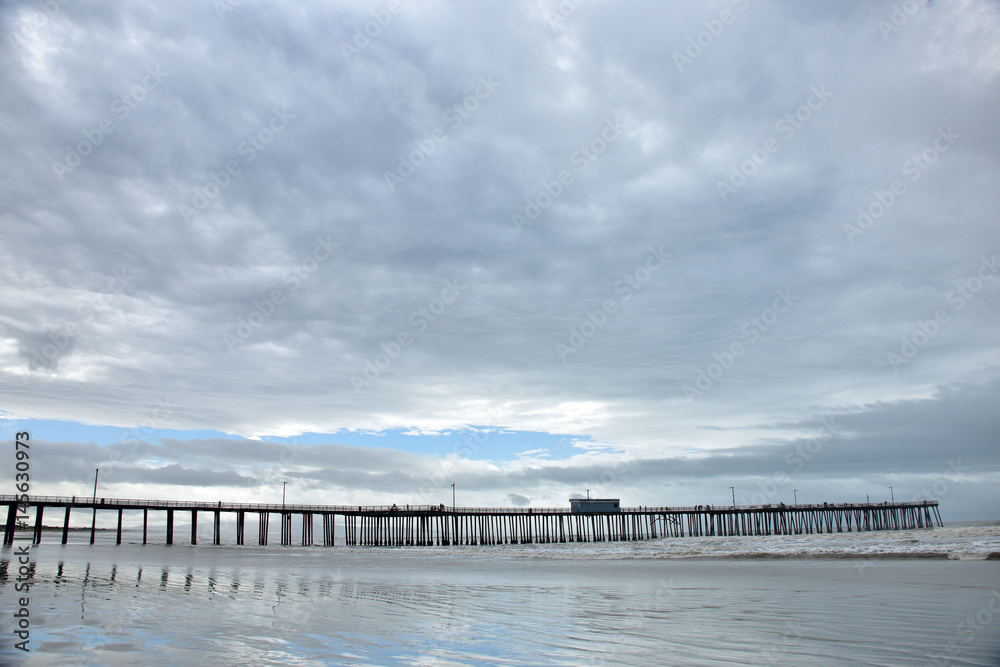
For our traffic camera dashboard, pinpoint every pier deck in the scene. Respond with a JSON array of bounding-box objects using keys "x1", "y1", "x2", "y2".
[{"x1": 1, "y1": 496, "x2": 942, "y2": 547}]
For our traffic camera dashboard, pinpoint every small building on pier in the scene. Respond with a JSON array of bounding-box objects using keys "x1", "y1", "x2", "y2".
[{"x1": 570, "y1": 498, "x2": 620, "y2": 513}]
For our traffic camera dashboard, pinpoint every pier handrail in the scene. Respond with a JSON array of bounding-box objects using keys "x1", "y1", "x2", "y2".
[{"x1": 0, "y1": 494, "x2": 938, "y2": 514}]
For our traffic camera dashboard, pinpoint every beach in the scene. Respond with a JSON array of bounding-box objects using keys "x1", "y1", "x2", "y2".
[{"x1": 2, "y1": 522, "x2": 998, "y2": 665}]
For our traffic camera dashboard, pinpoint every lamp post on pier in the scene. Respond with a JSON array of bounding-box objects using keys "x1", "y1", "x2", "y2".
[
  {"x1": 793, "y1": 489, "x2": 798, "y2": 505},
  {"x1": 451, "y1": 483, "x2": 455, "y2": 511},
  {"x1": 888, "y1": 486, "x2": 894, "y2": 504},
  {"x1": 282, "y1": 481, "x2": 287, "y2": 509},
  {"x1": 729, "y1": 486, "x2": 735, "y2": 508}
]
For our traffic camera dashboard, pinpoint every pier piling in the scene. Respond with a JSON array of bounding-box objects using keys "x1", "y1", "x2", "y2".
[{"x1": 33, "y1": 505, "x2": 44, "y2": 545}]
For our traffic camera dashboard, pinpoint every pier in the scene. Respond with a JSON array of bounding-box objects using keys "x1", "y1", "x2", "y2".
[{"x1": 1, "y1": 496, "x2": 942, "y2": 547}]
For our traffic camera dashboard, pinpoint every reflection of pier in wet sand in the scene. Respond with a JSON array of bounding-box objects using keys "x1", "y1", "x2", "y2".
[{"x1": 1, "y1": 495, "x2": 943, "y2": 547}]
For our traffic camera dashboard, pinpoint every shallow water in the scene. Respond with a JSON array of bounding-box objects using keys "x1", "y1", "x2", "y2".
[{"x1": 2, "y1": 524, "x2": 999, "y2": 666}]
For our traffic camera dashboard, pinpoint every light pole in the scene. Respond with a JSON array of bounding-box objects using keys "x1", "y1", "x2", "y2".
[
  {"x1": 729, "y1": 486, "x2": 735, "y2": 508},
  {"x1": 282, "y1": 481, "x2": 287, "y2": 509},
  {"x1": 451, "y1": 483, "x2": 455, "y2": 511},
  {"x1": 866, "y1": 493, "x2": 870, "y2": 504},
  {"x1": 90, "y1": 468, "x2": 99, "y2": 545},
  {"x1": 888, "y1": 486, "x2": 894, "y2": 504},
  {"x1": 793, "y1": 489, "x2": 798, "y2": 505}
]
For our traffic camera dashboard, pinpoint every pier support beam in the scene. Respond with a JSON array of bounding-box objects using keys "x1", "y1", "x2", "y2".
[
  {"x1": 4, "y1": 504, "x2": 16, "y2": 546},
  {"x1": 302, "y1": 512, "x2": 312, "y2": 546},
  {"x1": 116, "y1": 508, "x2": 123, "y2": 545},
  {"x1": 143, "y1": 508, "x2": 148, "y2": 545},
  {"x1": 322, "y1": 513, "x2": 334, "y2": 546},
  {"x1": 259, "y1": 512, "x2": 269, "y2": 546},
  {"x1": 191, "y1": 510, "x2": 198, "y2": 545},
  {"x1": 62, "y1": 506, "x2": 71, "y2": 544},
  {"x1": 166, "y1": 509, "x2": 174, "y2": 545},
  {"x1": 33, "y1": 505, "x2": 44, "y2": 545}
]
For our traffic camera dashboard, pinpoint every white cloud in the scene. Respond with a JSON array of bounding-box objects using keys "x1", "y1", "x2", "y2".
[{"x1": 0, "y1": 0, "x2": 998, "y2": 519}]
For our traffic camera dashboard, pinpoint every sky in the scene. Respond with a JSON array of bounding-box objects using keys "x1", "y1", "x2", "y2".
[{"x1": 1, "y1": 0, "x2": 998, "y2": 520}]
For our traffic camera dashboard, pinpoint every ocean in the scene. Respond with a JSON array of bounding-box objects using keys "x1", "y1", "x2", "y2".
[{"x1": 2, "y1": 521, "x2": 999, "y2": 666}]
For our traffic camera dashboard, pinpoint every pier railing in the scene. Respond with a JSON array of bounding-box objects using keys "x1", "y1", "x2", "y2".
[{"x1": 0, "y1": 494, "x2": 938, "y2": 514}]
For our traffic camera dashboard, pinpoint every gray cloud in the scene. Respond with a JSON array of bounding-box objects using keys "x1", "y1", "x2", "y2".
[
  {"x1": 16, "y1": 379, "x2": 1000, "y2": 519},
  {"x1": 507, "y1": 493, "x2": 531, "y2": 506},
  {"x1": 1, "y1": 0, "x2": 998, "y2": 519}
]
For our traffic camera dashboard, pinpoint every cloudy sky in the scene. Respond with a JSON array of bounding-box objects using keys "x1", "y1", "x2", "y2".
[{"x1": 1, "y1": 0, "x2": 998, "y2": 520}]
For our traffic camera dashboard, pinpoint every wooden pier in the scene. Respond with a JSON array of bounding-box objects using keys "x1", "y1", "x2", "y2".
[{"x1": 0, "y1": 496, "x2": 942, "y2": 548}]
